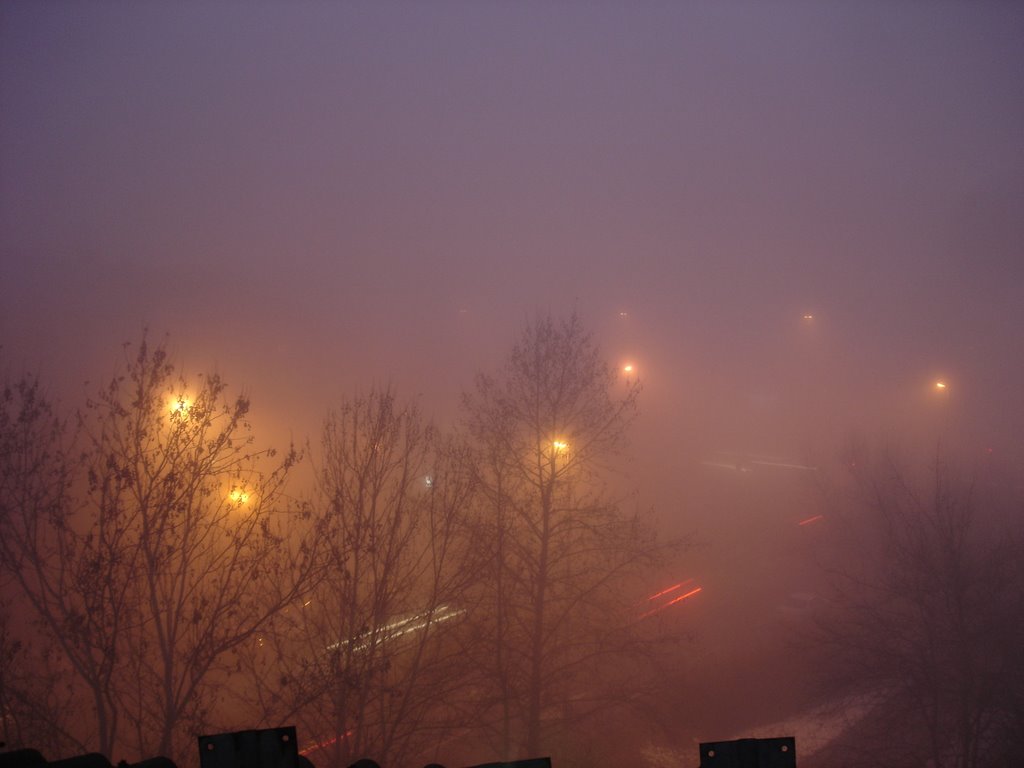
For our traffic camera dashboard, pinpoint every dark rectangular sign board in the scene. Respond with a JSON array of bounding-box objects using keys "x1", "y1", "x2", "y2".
[
  {"x1": 699, "y1": 737, "x2": 796, "y2": 768},
  {"x1": 198, "y1": 727, "x2": 299, "y2": 768}
]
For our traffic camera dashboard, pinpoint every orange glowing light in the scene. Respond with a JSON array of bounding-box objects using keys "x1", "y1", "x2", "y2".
[
  {"x1": 168, "y1": 395, "x2": 192, "y2": 416},
  {"x1": 935, "y1": 380, "x2": 947, "y2": 390},
  {"x1": 798, "y1": 514, "x2": 825, "y2": 526},
  {"x1": 623, "y1": 363, "x2": 634, "y2": 374},
  {"x1": 552, "y1": 440, "x2": 569, "y2": 453},
  {"x1": 802, "y1": 313, "x2": 814, "y2": 320},
  {"x1": 229, "y1": 487, "x2": 251, "y2": 505}
]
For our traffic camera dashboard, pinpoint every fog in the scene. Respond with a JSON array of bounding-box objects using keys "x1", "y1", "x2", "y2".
[{"x1": 2, "y1": 2, "x2": 1022, "y2": 767}]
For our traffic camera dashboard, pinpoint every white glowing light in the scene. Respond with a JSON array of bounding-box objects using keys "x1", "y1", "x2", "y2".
[{"x1": 325, "y1": 604, "x2": 466, "y2": 654}]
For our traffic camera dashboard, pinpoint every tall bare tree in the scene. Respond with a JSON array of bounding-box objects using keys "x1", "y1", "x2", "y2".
[
  {"x1": 813, "y1": 449, "x2": 1024, "y2": 768},
  {"x1": 462, "y1": 313, "x2": 663, "y2": 759},
  {"x1": 0, "y1": 339, "x2": 319, "y2": 764},
  {"x1": 246, "y1": 387, "x2": 482, "y2": 768},
  {"x1": 0, "y1": 370, "x2": 123, "y2": 755}
]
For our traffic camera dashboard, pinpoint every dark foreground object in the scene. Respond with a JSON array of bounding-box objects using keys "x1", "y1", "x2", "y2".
[
  {"x1": 199, "y1": 727, "x2": 305, "y2": 768},
  {"x1": 1, "y1": 728, "x2": 552, "y2": 768},
  {"x1": 0, "y1": 749, "x2": 175, "y2": 768},
  {"x1": 699, "y1": 737, "x2": 796, "y2": 768}
]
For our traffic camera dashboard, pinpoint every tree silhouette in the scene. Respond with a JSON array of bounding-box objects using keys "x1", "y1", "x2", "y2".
[
  {"x1": 813, "y1": 449, "x2": 1024, "y2": 768},
  {"x1": 0, "y1": 338, "x2": 319, "y2": 764},
  {"x1": 246, "y1": 387, "x2": 482, "y2": 768},
  {"x1": 462, "y1": 314, "x2": 662, "y2": 758}
]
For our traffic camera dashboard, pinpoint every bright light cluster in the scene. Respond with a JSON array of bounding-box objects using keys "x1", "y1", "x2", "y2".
[
  {"x1": 229, "y1": 487, "x2": 251, "y2": 505},
  {"x1": 168, "y1": 395, "x2": 192, "y2": 416}
]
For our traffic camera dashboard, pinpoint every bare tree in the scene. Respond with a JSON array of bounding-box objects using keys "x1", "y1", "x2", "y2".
[
  {"x1": 0, "y1": 339, "x2": 319, "y2": 764},
  {"x1": 812, "y1": 449, "x2": 1024, "y2": 768},
  {"x1": 0, "y1": 604, "x2": 80, "y2": 755},
  {"x1": 246, "y1": 387, "x2": 482, "y2": 768},
  {"x1": 462, "y1": 313, "x2": 664, "y2": 759},
  {"x1": 0, "y1": 371, "x2": 124, "y2": 756}
]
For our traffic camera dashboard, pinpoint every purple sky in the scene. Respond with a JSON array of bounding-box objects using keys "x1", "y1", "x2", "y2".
[{"x1": 2, "y1": 1, "x2": 1022, "y2": 482}]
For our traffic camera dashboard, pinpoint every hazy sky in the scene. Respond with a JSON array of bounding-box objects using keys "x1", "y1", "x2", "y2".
[{"x1": 2, "y1": 1, "x2": 1022, "y2": 476}]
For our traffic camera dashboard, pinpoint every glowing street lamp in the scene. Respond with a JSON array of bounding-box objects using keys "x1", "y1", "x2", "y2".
[
  {"x1": 551, "y1": 439, "x2": 569, "y2": 454},
  {"x1": 228, "y1": 486, "x2": 251, "y2": 505},
  {"x1": 168, "y1": 395, "x2": 192, "y2": 416},
  {"x1": 934, "y1": 380, "x2": 948, "y2": 391},
  {"x1": 622, "y1": 363, "x2": 634, "y2": 375}
]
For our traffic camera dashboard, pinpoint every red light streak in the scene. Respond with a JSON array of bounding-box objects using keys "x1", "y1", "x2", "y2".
[
  {"x1": 645, "y1": 578, "x2": 694, "y2": 602},
  {"x1": 798, "y1": 514, "x2": 824, "y2": 526},
  {"x1": 664, "y1": 586, "x2": 702, "y2": 607},
  {"x1": 638, "y1": 586, "x2": 702, "y2": 620},
  {"x1": 299, "y1": 731, "x2": 352, "y2": 756}
]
